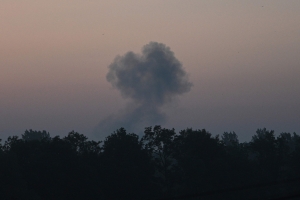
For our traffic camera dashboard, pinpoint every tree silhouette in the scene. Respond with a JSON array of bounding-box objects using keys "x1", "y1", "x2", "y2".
[
  {"x1": 22, "y1": 129, "x2": 50, "y2": 141},
  {"x1": 63, "y1": 130, "x2": 101, "y2": 155},
  {"x1": 142, "y1": 125, "x2": 177, "y2": 196},
  {"x1": 0, "y1": 127, "x2": 300, "y2": 199},
  {"x1": 222, "y1": 131, "x2": 239, "y2": 147},
  {"x1": 101, "y1": 128, "x2": 157, "y2": 199},
  {"x1": 250, "y1": 128, "x2": 278, "y2": 175},
  {"x1": 173, "y1": 128, "x2": 225, "y2": 195}
]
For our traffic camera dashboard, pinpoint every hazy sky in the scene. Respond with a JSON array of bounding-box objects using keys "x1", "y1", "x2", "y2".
[{"x1": 1, "y1": 0, "x2": 300, "y2": 141}]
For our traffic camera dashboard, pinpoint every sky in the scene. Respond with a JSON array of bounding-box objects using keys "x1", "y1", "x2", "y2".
[{"x1": 1, "y1": 0, "x2": 300, "y2": 142}]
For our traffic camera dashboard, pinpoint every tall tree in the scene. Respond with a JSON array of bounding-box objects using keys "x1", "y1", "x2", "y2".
[
  {"x1": 142, "y1": 125, "x2": 177, "y2": 196},
  {"x1": 173, "y1": 128, "x2": 225, "y2": 194},
  {"x1": 250, "y1": 128, "x2": 278, "y2": 184},
  {"x1": 22, "y1": 129, "x2": 50, "y2": 141},
  {"x1": 63, "y1": 131, "x2": 101, "y2": 155},
  {"x1": 102, "y1": 128, "x2": 157, "y2": 199}
]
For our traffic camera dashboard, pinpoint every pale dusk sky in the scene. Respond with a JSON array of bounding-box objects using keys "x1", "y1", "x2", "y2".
[{"x1": 1, "y1": 1, "x2": 300, "y2": 141}]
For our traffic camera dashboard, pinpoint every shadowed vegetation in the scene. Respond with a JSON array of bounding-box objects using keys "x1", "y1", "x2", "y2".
[{"x1": 0, "y1": 127, "x2": 300, "y2": 199}]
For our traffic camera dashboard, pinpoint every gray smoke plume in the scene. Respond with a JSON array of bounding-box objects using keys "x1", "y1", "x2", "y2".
[{"x1": 94, "y1": 42, "x2": 192, "y2": 138}]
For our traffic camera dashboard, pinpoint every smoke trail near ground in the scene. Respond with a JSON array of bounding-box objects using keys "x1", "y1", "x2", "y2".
[{"x1": 94, "y1": 42, "x2": 192, "y2": 138}]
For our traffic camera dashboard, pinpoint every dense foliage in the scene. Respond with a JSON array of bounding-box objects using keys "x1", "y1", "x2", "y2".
[{"x1": 0, "y1": 127, "x2": 300, "y2": 199}]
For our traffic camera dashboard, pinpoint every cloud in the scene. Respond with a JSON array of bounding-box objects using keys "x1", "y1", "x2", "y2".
[{"x1": 94, "y1": 42, "x2": 192, "y2": 138}]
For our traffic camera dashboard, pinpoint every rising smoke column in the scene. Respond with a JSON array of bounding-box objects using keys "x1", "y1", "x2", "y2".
[{"x1": 95, "y1": 42, "x2": 192, "y2": 138}]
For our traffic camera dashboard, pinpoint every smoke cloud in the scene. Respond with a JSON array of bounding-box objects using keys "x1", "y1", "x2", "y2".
[{"x1": 95, "y1": 42, "x2": 192, "y2": 138}]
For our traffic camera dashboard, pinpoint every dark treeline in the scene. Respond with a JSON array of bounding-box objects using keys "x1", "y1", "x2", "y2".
[{"x1": 1, "y1": 127, "x2": 300, "y2": 199}]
